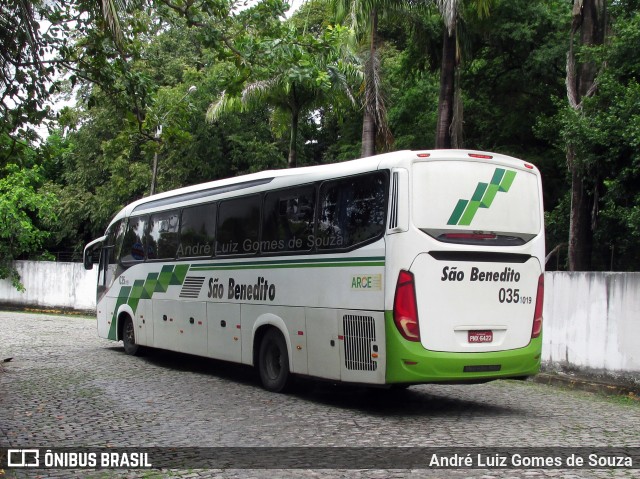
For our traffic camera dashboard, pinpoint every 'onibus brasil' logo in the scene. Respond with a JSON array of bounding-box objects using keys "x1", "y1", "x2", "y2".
[{"x1": 447, "y1": 168, "x2": 516, "y2": 226}]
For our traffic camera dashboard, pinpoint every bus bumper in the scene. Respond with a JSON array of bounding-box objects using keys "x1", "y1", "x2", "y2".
[{"x1": 385, "y1": 312, "x2": 542, "y2": 384}]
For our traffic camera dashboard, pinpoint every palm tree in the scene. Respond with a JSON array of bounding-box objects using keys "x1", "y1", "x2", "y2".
[
  {"x1": 207, "y1": 26, "x2": 359, "y2": 168},
  {"x1": 333, "y1": 0, "x2": 395, "y2": 158},
  {"x1": 434, "y1": 0, "x2": 492, "y2": 149}
]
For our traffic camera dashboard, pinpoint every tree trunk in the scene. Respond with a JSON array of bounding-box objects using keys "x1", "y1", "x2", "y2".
[
  {"x1": 566, "y1": 0, "x2": 605, "y2": 271},
  {"x1": 361, "y1": 10, "x2": 378, "y2": 158},
  {"x1": 435, "y1": 27, "x2": 456, "y2": 149},
  {"x1": 361, "y1": 111, "x2": 375, "y2": 158},
  {"x1": 568, "y1": 147, "x2": 593, "y2": 271},
  {"x1": 150, "y1": 149, "x2": 159, "y2": 196},
  {"x1": 288, "y1": 107, "x2": 299, "y2": 168}
]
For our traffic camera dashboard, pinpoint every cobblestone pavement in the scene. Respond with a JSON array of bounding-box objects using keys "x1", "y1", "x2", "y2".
[{"x1": 1, "y1": 312, "x2": 639, "y2": 479}]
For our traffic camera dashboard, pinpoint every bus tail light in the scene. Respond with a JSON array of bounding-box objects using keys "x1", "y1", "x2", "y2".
[
  {"x1": 531, "y1": 274, "x2": 544, "y2": 338},
  {"x1": 394, "y1": 270, "x2": 420, "y2": 342}
]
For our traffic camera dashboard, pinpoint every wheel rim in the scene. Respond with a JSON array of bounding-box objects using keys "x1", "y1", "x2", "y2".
[
  {"x1": 125, "y1": 320, "x2": 135, "y2": 345},
  {"x1": 265, "y1": 341, "x2": 281, "y2": 380}
]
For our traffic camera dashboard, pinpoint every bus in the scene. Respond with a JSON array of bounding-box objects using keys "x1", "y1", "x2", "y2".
[{"x1": 83, "y1": 149, "x2": 545, "y2": 392}]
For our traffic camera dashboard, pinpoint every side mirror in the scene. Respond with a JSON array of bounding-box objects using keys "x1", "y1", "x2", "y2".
[
  {"x1": 83, "y1": 249, "x2": 94, "y2": 270},
  {"x1": 83, "y1": 235, "x2": 106, "y2": 271}
]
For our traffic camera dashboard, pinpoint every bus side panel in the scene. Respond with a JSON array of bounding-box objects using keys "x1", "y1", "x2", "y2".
[
  {"x1": 207, "y1": 302, "x2": 242, "y2": 362},
  {"x1": 153, "y1": 299, "x2": 207, "y2": 356},
  {"x1": 306, "y1": 308, "x2": 341, "y2": 380},
  {"x1": 134, "y1": 298, "x2": 153, "y2": 346}
]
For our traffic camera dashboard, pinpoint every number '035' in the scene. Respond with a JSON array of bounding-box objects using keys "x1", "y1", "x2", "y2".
[{"x1": 498, "y1": 288, "x2": 520, "y2": 303}]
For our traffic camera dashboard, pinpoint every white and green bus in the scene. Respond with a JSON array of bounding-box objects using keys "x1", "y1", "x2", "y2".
[{"x1": 84, "y1": 149, "x2": 545, "y2": 392}]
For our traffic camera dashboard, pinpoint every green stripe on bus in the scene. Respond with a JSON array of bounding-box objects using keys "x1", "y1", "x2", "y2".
[
  {"x1": 447, "y1": 199, "x2": 468, "y2": 225},
  {"x1": 109, "y1": 258, "x2": 384, "y2": 328},
  {"x1": 490, "y1": 168, "x2": 506, "y2": 186},
  {"x1": 447, "y1": 168, "x2": 517, "y2": 226},
  {"x1": 173, "y1": 264, "x2": 189, "y2": 284},
  {"x1": 480, "y1": 183, "x2": 500, "y2": 208},
  {"x1": 127, "y1": 280, "x2": 145, "y2": 314},
  {"x1": 459, "y1": 201, "x2": 481, "y2": 226},
  {"x1": 190, "y1": 261, "x2": 385, "y2": 272},
  {"x1": 109, "y1": 286, "x2": 131, "y2": 340},
  {"x1": 188, "y1": 256, "x2": 385, "y2": 271},
  {"x1": 499, "y1": 169, "x2": 516, "y2": 192}
]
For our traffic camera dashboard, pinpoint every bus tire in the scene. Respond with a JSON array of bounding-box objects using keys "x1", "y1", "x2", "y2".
[
  {"x1": 122, "y1": 317, "x2": 140, "y2": 356},
  {"x1": 258, "y1": 329, "x2": 290, "y2": 393}
]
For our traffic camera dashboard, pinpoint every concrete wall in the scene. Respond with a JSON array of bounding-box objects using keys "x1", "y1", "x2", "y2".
[
  {"x1": 1, "y1": 263, "x2": 639, "y2": 377},
  {"x1": 0, "y1": 260, "x2": 97, "y2": 312},
  {"x1": 542, "y1": 272, "x2": 640, "y2": 379}
]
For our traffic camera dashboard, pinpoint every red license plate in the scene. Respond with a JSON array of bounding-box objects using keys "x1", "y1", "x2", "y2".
[{"x1": 468, "y1": 330, "x2": 493, "y2": 343}]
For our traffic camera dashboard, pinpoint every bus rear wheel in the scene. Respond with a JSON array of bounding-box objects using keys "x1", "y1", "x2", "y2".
[
  {"x1": 122, "y1": 317, "x2": 140, "y2": 356},
  {"x1": 258, "y1": 329, "x2": 291, "y2": 393}
]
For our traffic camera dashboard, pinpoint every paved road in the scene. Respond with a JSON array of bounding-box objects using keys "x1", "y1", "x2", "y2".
[{"x1": 0, "y1": 311, "x2": 638, "y2": 478}]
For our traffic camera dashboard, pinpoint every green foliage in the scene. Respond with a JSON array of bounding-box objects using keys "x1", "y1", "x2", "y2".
[
  {"x1": 206, "y1": 14, "x2": 361, "y2": 167},
  {"x1": 0, "y1": 164, "x2": 58, "y2": 291},
  {"x1": 543, "y1": 8, "x2": 640, "y2": 270},
  {"x1": 386, "y1": 49, "x2": 439, "y2": 149},
  {"x1": 1, "y1": 0, "x2": 640, "y2": 274}
]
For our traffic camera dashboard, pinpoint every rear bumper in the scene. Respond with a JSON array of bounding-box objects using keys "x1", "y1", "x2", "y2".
[{"x1": 385, "y1": 311, "x2": 542, "y2": 384}]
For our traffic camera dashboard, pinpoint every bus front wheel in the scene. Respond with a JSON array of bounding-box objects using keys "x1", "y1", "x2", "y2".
[
  {"x1": 258, "y1": 329, "x2": 291, "y2": 393},
  {"x1": 122, "y1": 317, "x2": 140, "y2": 356}
]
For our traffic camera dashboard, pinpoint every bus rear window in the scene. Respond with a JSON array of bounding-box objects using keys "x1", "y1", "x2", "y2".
[{"x1": 412, "y1": 161, "x2": 541, "y2": 244}]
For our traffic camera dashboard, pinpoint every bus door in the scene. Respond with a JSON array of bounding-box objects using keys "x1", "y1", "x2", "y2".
[{"x1": 97, "y1": 220, "x2": 126, "y2": 338}]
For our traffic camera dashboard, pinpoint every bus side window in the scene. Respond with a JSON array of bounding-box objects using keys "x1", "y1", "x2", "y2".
[
  {"x1": 178, "y1": 203, "x2": 216, "y2": 258},
  {"x1": 263, "y1": 185, "x2": 315, "y2": 254},
  {"x1": 147, "y1": 210, "x2": 180, "y2": 260},
  {"x1": 317, "y1": 172, "x2": 388, "y2": 250},
  {"x1": 216, "y1": 195, "x2": 261, "y2": 256},
  {"x1": 120, "y1": 216, "x2": 148, "y2": 264}
]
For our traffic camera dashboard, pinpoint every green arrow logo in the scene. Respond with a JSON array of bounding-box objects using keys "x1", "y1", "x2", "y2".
[{"x1": 447, "y1": 168, "x2": 516, "y2": 226}]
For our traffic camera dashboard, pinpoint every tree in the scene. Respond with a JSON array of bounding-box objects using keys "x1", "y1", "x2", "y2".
[
  {"x1": 0, "y1": 0, "x2": 134, "y2": 140},
  {"x1": 434, "y1": 0, "x2": 493, "y2": 149},
  {"x1": 565, "y1": 0, "x2": 606, "y2": 271},
  {"x1": 207, "y1": 23, "x2": 359, "y2": 168},
  {"x1": 547, "y1": 3, "x2": 640, "y2": 271},
  {"x1": 1, "y1": 0, "x2": 58, "y2": 140},
  {"x1": 0, "y1": 162, "x2": 57, "y2": 291},
  {"x1": 333, "y1": 0, "x2": 400, "y2": 157}
]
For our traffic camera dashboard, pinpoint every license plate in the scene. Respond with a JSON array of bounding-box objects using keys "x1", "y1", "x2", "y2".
[{"x1": 468, "y1": 330, "x2": 493, "y2": 343}]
